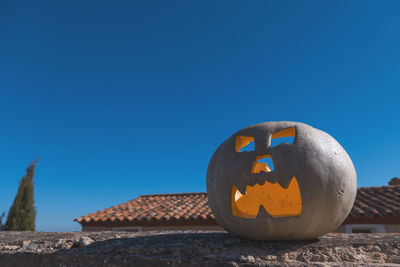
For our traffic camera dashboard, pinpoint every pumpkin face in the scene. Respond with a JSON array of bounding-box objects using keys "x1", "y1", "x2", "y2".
[{"x1": 206, "y1": 121, "x2": 357, "y2": 240}]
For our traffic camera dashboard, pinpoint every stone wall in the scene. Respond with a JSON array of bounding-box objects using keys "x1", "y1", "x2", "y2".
[
  {"x1": 381, "y1": 224, "x2": 400, "y2": 233},
  {"x1": 82, "y1": 225, "x2": 224, "y2": 232},
  {"x1": 0, "y1": 231, "x2": 400, "y2": 266},
  {"x1": 335, "y1": 224, "x2": 400, "y2": 233},
  {"x1": 81, "y1": 224, "x2": 400, "y2": 233}
]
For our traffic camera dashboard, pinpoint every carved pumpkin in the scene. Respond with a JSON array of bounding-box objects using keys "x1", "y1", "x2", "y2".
[{"x1": 206, "y1": 121, "x2": 357, "y2": 240}]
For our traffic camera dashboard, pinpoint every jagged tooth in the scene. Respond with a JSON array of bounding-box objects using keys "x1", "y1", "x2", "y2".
[
  {"x1": 260, "y1": 172, "x2": 278, "y2": 185},
  {"x1": 252, "y1": 173, "x2": 268, "y2": 186},
  {"x1": 246, "y1": 180, "x2": 256, "y2": 187},
  {"x1": 257, "y1": 181, "x2": 266, "y2": 186},
  {"x1": 256, "y1": 205, "x2": 269, "y2": 217},
  {"x1": 276, "y1": 175, "x2": 293, "y2": 189},
  {"x1": 235, "y1": 182, "x2": 247, "y2": 195},
  {"x1": 256, "y1": 176, "x2": 266, "y2": 185}
]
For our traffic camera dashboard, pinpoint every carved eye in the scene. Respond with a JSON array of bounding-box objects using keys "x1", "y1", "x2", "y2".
[
  {"x1": 235, "y1": 136, "x2": 254, "y2": 152},
  {"x1": 270, "y1": 127, "x2": 295, "y2": 147}
]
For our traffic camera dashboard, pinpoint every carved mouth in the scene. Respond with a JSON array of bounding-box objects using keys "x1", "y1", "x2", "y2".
[{"x1": 231, "y1": 176, "x2": 302, "y2": 218}]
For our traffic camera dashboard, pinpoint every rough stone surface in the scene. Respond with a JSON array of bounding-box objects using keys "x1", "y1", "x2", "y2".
[{"x1": 0, "y1": 231, "x2": 400, "y2": 266}]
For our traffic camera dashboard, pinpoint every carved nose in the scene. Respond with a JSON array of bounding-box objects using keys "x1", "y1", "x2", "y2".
[{"x1": 251, "y1": 155, "x2": 273, "y2": 173}]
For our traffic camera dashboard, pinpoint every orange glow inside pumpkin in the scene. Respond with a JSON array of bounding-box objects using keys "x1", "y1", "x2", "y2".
[
  {"x1": 231, "y1": 177, "x2": 302, "y2": 218},
  {"x1": 235, "y1": 136, "x2": 254, "y2": 152}
]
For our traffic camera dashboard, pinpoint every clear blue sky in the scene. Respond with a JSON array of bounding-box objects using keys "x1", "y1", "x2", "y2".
[{"x1": 1, "y1": 1, "x2": 400, "y2": 231}]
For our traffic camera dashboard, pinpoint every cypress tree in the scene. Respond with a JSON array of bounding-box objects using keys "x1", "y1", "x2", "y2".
[
  {"x1": 5, "y1": 160, "x2": 37, "y2": 231},
  {"x1": 0, "y1": 212, "x2": 5, "y2": 230}
]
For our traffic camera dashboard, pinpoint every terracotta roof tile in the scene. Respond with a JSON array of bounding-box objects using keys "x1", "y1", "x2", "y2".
[
  {"x1": 75, "y1": 193, "x2": 214, "y2": 224},
  {"x1": 348, "y1": 186, "x2": 400, "y2": 218},
  {"x1": 75, "y1": 186, "x2": 400, "y2": 224}
]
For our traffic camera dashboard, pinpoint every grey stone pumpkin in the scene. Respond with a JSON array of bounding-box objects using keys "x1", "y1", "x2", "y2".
[{"x1": 206, "y1": 121, "x2": 357, "y2": 240}]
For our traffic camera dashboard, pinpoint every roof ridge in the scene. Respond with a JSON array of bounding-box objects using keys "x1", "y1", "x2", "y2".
[
  {"x1": 358, "y1": 185, "x2": 394, "y2": 189},
  {"x1": 139, "y1": 192, "x2": 207, "y2": 197}
]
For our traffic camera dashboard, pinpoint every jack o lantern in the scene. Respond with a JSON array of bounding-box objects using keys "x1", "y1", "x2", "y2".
[{"x1": 206, "y1": 121, "x2": 357, "y2": 240}]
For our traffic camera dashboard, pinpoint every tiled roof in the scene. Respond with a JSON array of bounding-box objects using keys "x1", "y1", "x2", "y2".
[
  {"x1": 75, "y1": 186, "x2": 400, "y2": 225},
  {"x1": 75, "y1": 193, "x2": 215, "y2": 225},
  {"x1": 348, "y1": 186, "x2": 400, "y2": 218}
]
